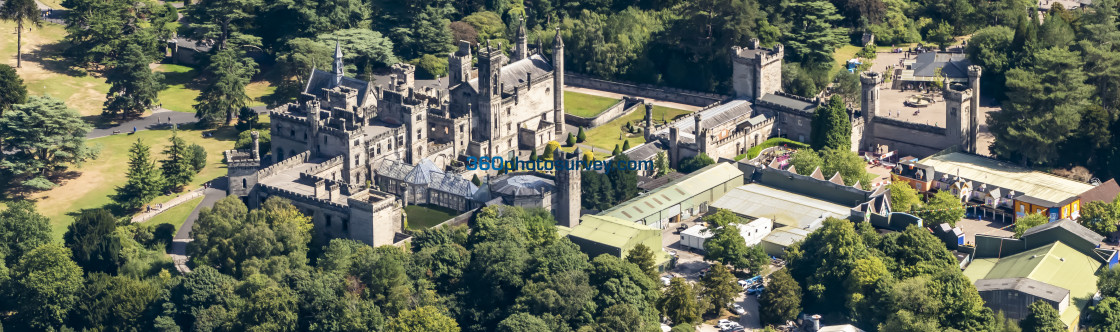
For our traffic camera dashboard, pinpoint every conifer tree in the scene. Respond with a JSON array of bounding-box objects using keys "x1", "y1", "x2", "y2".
[
  {"x1": 471, "y1": 174, "x2": 481, "y2": 186},
  {"x1": 529, "y1": 149, "x2": 538, "y2": 161},
  {"x1": 103, "y1": 43, "x2": 165, "y2": 119},
  {"x1": 567, "y1": 133, "x2": 576, "y2": 146},
  {"x1": 161, "y1": 132, "x2": 195, "y2": 192},
  {"x1": 577, "y1": 127, "x2": 586, "y2": 142},
  {"x1": 622, "y1": 139, "x2": 631, "y2": 151},
  {"x1": 700, "y1": 264, "x2": 738, "y2": 315},
  {"x1": 612, "y1": 144, "x2": 622, "y2": 156},
  {"x1": 112, "y1": 139, "x2": 164, "y2": 211}
]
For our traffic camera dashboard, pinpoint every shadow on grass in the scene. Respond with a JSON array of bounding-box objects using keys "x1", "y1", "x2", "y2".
[{"x1": 24, "y1": 38, "x2": 95, "y2": 78}]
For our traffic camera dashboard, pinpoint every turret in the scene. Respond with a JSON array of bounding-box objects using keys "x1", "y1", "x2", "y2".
[
  {"x1": 514, "y1": 17, "x2": 528, "y2": 61},
  {"x1": 448, "y1": 41, "x2": 472, "y2": 87},
  {"x1": 860, "y1": 71, "x2": 880, "y2": 151},
  {"x1": 333, "y1": 40, "x2": 344, "y2": 87},
  {"x1": 967, "y1": 66, "x2": 982, "y2": 154},
  {"x1": 251, "y1": 131, "x2": 260, "y2": 160},
  {"x1": 644, "y1": 103, "x2": 653, "y2": 140},
  {"x1": 553, "y1": 147, "x2": 581, "y2": 228}
]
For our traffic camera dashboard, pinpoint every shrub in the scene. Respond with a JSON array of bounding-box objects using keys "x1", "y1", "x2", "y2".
[{"x1": 411, "y1": 54, "x2": 448, "y2": 79}]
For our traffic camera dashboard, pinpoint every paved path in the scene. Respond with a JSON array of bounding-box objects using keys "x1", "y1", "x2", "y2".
[
  {"x1": 88, "y1": 106, "x2": 268, "y2": 139},
  {"x1": 169, "y1": 177, "x2": 228, "y2": 274}
]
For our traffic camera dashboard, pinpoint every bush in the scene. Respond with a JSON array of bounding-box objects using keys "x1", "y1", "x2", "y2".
[
  {"x1": 411, "y1": 54, "x2": 448, "y2": 79},
  {"x1": 235, "y1": 130, "x2": 272, "y2": 157},
  {"x1": 188, "y1": 144, "x2": 207, "y2": 173}
]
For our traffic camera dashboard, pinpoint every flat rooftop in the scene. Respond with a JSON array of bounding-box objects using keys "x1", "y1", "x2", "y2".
[
  {"x1": 712, "y1": 183, "x2": 852, "y2": 229},
  {"x1": 919, "y1": 152, "x2": 1093, "y2": 206}
]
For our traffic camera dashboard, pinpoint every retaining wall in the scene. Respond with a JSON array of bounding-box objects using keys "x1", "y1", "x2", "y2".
[{"x1": 564, "y1": 73, "x2": 729, "y2": 107}]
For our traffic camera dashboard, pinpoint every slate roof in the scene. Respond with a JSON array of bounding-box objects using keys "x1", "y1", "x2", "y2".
[
  {"x1": 1080, "y1": 179, "x2": 1120, "y2": 204},
  {"x1": 464, "y1": 54, "x2": 554, "y2": 94},
  {"x1": 490, "y1": 174, "x2": 555, "y2": 196},
  {"x1": 1020, "y1": 218, "x2": 1105, "y2": 246},
  {"x1": 911, "y1": 51, "x2": 972, "y2": 78},
  {"x1": 757, "y1": 93, "x2": 816, "y2": 113},
  {"x1": 625, "y1": 141, "x2": 665, "y2": 161},
  {"x1": 657, "y1": 98, "x2": 754, "y2": 138},
  {"x1": 975, "y1": 278, "x2": 1070, "y2": 303},
  {"x1": 304, "y1": 69, "x2": 372, "y2": 106}
]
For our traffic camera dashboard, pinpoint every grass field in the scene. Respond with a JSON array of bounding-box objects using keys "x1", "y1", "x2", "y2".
[
  {"x1": 30, "y1": 124, "x2": 238, "y2": 240},
  {"x1": 580, "y1": 105, "x2": 691, "y2": 153},
  {"x1": 157, "y1": 64, "x2": 203, "y2": 112},
  {"x1": 141, "y1": 196, "x2": 204, "y2": 235},
  {"x1": 1, "y1": 21, "x2": 112, "y2": 117},
  {"x1": 564, "y1": 91, "x2": 621, "y2": 118},
  {"x1": 404, "y1": 204, "x2": 458, "y2": 230},
  {"x1": 832, "y1": 44, "x2": 862, "y2": 77}
]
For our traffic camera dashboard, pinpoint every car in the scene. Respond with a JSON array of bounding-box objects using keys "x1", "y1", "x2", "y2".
[
  {"x1": 716, "y1": 319, "x2": 735, "y2": 329},
  {"x1": 731, "y1": 303, "x2": 746, "y2": 315},
  {"x1": 747, "y1": 286, "x2": 765, "y2": 295},
  {"x1": 722, "y1": 326, "x2": 746, "y2": 332},
  {"x1": 737, "y1": 280, "x2": 750, "y2": 289},
  {"x1": 660, "y1": 276, "x2": 672, "y2": 286},
  {"x1": 675, "y1": 225, "x2": 688, "y2": 234}
]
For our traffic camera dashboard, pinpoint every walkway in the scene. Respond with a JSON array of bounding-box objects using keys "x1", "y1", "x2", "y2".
[
  {"x1": 88, "y1": 106, "x2": 268, "y2": 139},
  {"x1": 169, "y1": 177, "x2": 228, "y2": 274}
]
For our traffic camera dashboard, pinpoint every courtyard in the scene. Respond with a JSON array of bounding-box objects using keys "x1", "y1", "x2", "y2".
[{"x1": 403, "y1": 204, "x2": 458, "y2": 230}]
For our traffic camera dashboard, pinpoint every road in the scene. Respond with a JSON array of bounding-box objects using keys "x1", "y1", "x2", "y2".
[
  {"x1": 169, "y1": 177, "x2": 228, "y2": 274},
  {"x1": 88, "y1": 106, "x2": 268, "y2": 139}
]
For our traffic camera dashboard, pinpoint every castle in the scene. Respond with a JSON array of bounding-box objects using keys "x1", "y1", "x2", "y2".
[
  {"x1": 638, "y1": 39, "x2": 982, "y2": 166},
  {"x1": 225, "y1": 22, "x2": 581, "y2": 246}
]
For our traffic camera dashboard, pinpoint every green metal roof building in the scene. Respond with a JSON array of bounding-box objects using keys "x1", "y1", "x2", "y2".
[
  {"x1": 964, "y1": 219, "x2": 1118, "y2": 329},
  {"x1": 599, "y1": 163, "x2": 744, "y2": 228},
  {"x1": 566, "y1": 215, "x2": 672, "y2": 266}
]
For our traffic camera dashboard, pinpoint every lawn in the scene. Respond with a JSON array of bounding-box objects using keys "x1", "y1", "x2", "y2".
[
  {"x1": 404, "y1": 204, "x2": 458, "y2": 230},
  {"x1": 744, "y1": 137, "x2": 810, "y2": 160},
  {"x1": 564, "y1": 91, "x2": 621, "y2": 118},
  {"x1": 1, "y1": 21, "x2": 112, "y2": 117},
  {"x1": 580, "y1": 105, "x2": 692, "y2": 153},
  {"x1": 832, "y1": 44, "x2": 862, "y2": 76},
  {"x1": 140, "y1": 196, "x2": 204, "y2": 235},
  {"x1": 157, "y1": 64, "x2": 278, "y2": 113},
  {"x1": 30, "y1": 124, "x2": 239, "y2": 240}
]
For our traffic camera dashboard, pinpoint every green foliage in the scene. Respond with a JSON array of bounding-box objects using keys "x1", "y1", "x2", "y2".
[
  {"x1": 0, "y1": 0, "x2": 41, "y2": 68},
  {"x1": 926, "y1": 21, "x2": 955, "y2": 50},
  {"x1": 703, "y1": 218, "x2": 766, "y2": 273},
  {"x1": 1014, "y1": 213, "x2": 1050, "y2": 238},
  {"x1": 612, "y1": 143, "x2": 622, "y2": 155},
  {"x1": 625, "y1": 243, "x2": 657, "y2": 280},
  {"x1": 104, "y1": 42, "x2": 165, "y2": 119},
  {"x1": 497, "y1": 312, "x2": 549, "y2": 332},
  {"x1": 471, "y1": 174, "x2": 482, "y2": 186},
  {"x1": 856, "y1": 43, "x2": 877, "y2": 60},
  {"x1": 318, "y1": 29, "x2": 400, "y2": 74},
  {"x1": 6, "y1": 243, "x2": 84, "y2": 330},
  {"x1": 787, "y1": 218, "x2": 887, "y2": 313},
  {"x1": 543, "y1": 141, "x2": 561, "y2": 160},
  {"x1": 188, "y1": 196, "x2": 312, "y2": 278},
  {"x1": 1020, "y1": 300, "x2": 1066, "y2": 332},
  {"x1": 0, "y1": 64, "x2": 27, "y2": 114},
  {"x1": 189, "y1": 143, "x2": 208, "y2": 173},
  {"x1": 1080, "y1": 197, "x2": 1120, "y2": 236},
  {"x1": 0, "y1": 201, "x2": 50, "y2": 265},
  {"x1": 989, "y1": 46, "x2": 1091, "y2": 166},
  {"x1": 790, "y1": 149, "x2": 872, "y2": 189},
  {"x1": 967, "y1": 26, "x2": 1015, "y2": 81},
  {"x1": 113, "y1": 139, "x2": 164, "y2": 211},
  {"x1": 659, "y1": 277, "x2": 701, "y2": 325},
  {"x1": 783, "y1": 0, "x2": 848, "y2": 67},
  {"x1": 877, "y1": 226, "x2": 957, "y2": 279},
  {"x1": 568, "y1": 133, "x2": 577, "y2": 146},
  {"x1": 700, "y1": 264, "x2": 738, "y2": 315},
  {"x1": 679, "y1": 153, "x2": 715, "y2": 173},
  {"x1": 235, "y1": 130, "x2": 272, "y2": 157},
  {"x1": 235, "y1": 107, "x2": 259, "y2": 131},
  {"x1": 577, "y1": 127, "x2": 587, "y2": 142},
  {"x1": 834, "y1": 70, "x2": 861, "y2": 107},
  {"x1": 811, "y1": 95, "x2": 851, "y2": 151},
  {"x1": 195, "y1": 47, "x2": 259, "y2": 127},
  {"x1": 782, "y1": 62, "x2": 828, "y2": 97},
  {"x1": 1100, "y1": 264, "x2": 1120, "y2": 298},
  {"x1": 235, "y1": 274, "x2": 299, "y2": 330},
  {"x1": 607, "y1": 154, "x2": 639, "y2": 203},
  {"x1": 161, "y1": 132, "x2": 196, "y2": 191},
  {"x1": 0, "y1": 96, "x2": 98, "y2": 190},
  {"x1": 622, "y1": 139, "x2": 631, "y2": 151},
  {"x1": 462, "y1": 11, "x2": 508, "y2": 46},
  {"x1": 918, "y1": 190, "x2": 966, "y2": 227},
  {"x1": 654, "y1": 151, "x2": 671, "y2": 177},
  {"x1": 759, "y1": 268, "x2": 802, "y2": 325},
  {"x1": 183, "y1": 0, "x2": 262, "y2": 49},
  {"x1": 412, "y1": 54, "x2": 449, "y2": 79},
  {"x1": 68, "y1": 273, "x2": 161, "y2": 331},
  {"x1": 1090, "y1": 296, "x2": 1120, "y2": 332},
  {"x1": 887, "y1": 181, "x2": 921, "y2": 212},
  {"x1": 64, "y1": 208, "x2": 120, "y2": 274},
  {"x1": 581, "y1": 170, "x2": 615, "y2": 210},
  {"x1": 560, "y1": 8, "x2": 665, "y2": 82},
  {"x1": 164, "y1": 265, "x2": 242, "y2": 330}
]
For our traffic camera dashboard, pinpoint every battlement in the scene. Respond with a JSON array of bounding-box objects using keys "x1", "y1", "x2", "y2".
[
  {"x1": 257, "y1": 151, "x2": 312, "y2": 180},
  {"x1": 732, "y1": 39, "x2": 784, "y2": 65},
  {"x1": 874, "y1": 116, "x2": 947, "y2": 135},
  {"x1": 860, "y1": 71, "x2": 881, "y2": 85},
  {"x1": 258, "y1": 182, "x2": 349, "y2": 213},
  {"x1": 754, "y1": 92, "x2": 819, "y2": 115},
  {"x1": 347, "y1": 189, "x2": 399, "y2": 213},
  {"x1": 943, "y1": 84, "x2": 973, "y2": 101},
  {"x1": 224, "y1": 149, "x2": 260, "y2": 168},
  {"x1": 302, "y1": 155, "x2": 345, "y2": 179}
]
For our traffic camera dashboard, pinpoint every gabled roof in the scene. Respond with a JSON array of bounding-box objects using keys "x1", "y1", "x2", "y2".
[
  {"x1": 810, "y1": 167, "x2": 825, "y2": 180},
  {"x1": 828, "y1": 172, "x2": 844, "y2": 185},
  {"x1": 1081, "y1": 179, "x2": 1120, "y2": 204},
  {"x1": 657, "y1": 99, "x2": 754, "y2": 138},
  {"x1": 975, "y1": 278, "x2": 1069, "y2": 303},
  {"x1": 462, "y1": 54, "x2": 553, "y2": 94},
  {"x1": 918, "y1": 152, "x2": 1094, "y2": 206},
  {"x1": 911, "y1": 51, "x2": 972, "y2": 78},
  {"x1": 1021, "y1": 218, "x2": 1105, "y2": 247},
  {"x1": 305, "y1": 69, "x2": 372, "y2": 106},
  {"x1": 757, "y1": 93, "x2": 816, "y2": 113}
]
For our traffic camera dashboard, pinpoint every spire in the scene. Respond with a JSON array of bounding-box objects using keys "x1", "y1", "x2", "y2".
[
  {"x1": 515, "y1": 16, "x2": 528, "y2": 60},
  {"x1": 333, "y1": 40, "x2": 344, "y2": 87}
]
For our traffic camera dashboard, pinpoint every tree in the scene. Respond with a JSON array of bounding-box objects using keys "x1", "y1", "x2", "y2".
[
  {"x1": 184, "y1": 0, "x2": 262, "y2": 49},
  {"x1": 789, "y1": 148, "x2": 823, "y2": 175},
  {"x1": 195, "y1": 47, "x2": 258, "y2": 127},
  {"x1": 189, "y1": 197, "x2": 312, "y2": 278},
  {"x1": 235, "y1": 274, "x2": 299, "y2": 331},
  {"x1": 811, "y1": 95, "x2": 851, "y2": 151},
  {"x1": 68, "y1": 273, "x2": 161, "y2": 331},
  {"x1": 818, "y1": 149, "x2": 873, "y2": 189},
  {"x1": 700, "y1": 264, "x2": 738, "y2": 315},
  {"x1": 1014, "y1": 213, "x2": 1049, "y2": 238},
  {"x1": 0, "y1": 64, "x2": 27, "y2": 115},
  {"x1": 612, "y1": 143, "x2": 622, "y2": 155},
  {"x1": 991, "y1": 311, "x2": 1023, "y2": 332},
  {"x1": 0, "y1": 0, "x2": 42, "y2": 68},
  {"x1": 497, "y1": 313, "x2": 549, "y2": 332},
  {"x1": 1020, "y1": 300, "x2": 1065, "y2": 332},
  {"x1": 679, "y1": 153, "x2": 715, "y2": 173},
  {"x1": 0, "y1": 200, "x2": 51, "y2": 265},
  {"x1": 1089, "y1": 296, "x2": 1120, "y2": 332},
  {"x1": 388, "y1": 306, "x2": 460, "y2": 332},
  {"x1": 64, "y1": 208, "x2": 120, "y2": 274},
  {"x1": 887, "y1": 181, "x2": 921, "y2": 212},
  {"x1": 654, "y1": 151, "x2": 671, "y2": 177},
  {"x1": 787, "y1": 218, "x2": 887, "y2": 313},
  {"x1": 568, "y1": 133, "x2": 577, "y2": 146},
  {"x1": 6, "y1": 243, "x2": 84, "y2": 330},
  {"x1": 543, "y1": 141, "x2": 561, "y2": 160},
  {"x1": 622, "y1": 139, "x2": 631, "y2": 151},
  {"x1": 966, "y1": 26, "x2": 1014, "y2": 84},
  {"x1": 783, "y1": 0, "x2": 848, "y2": 67},
  {"x1": 877, "y1": 226, "x2": 957, "y2": 279},
  {"x1": 917, "y1": 190, "x2": 966, "y2": 227},
  {"x1": 926, "y1": 21, "x2": 955, "y2": 50},
  {"x1": 1100, "y1": 263, "x2": 1120, "y2": 298},
  {"x1": 161, "y1": 132, "x2": 196, "y2": 192},
  {"x1": 164, "y1": 265, "x2": 242, "y2": 330},
  {"x1": 235, "y1": 130, "x2": 271, "y2": 155},
  {"x1": 472, "y1": 174, "x2": 482, "y2": 186},
  {"x1": 1080, "y1": 197, "x2": 1120, "y2": 236},
  {"x1": 989, "y1": 47, "x2": 1091, "y2": 165},
  {"x1": 704, "y1": 223, "x2": 750, "y2": 270},
  {"x1": 759, "y1": 268, "x2": 802, "y2": 325},
  {"x1": 103, "y1": 43, "x2": 165, "y2": 119},
  {"x1": 577, "y1": 127, "x2": 587, "y2": 142},
  {"x1": 113, "y1": 139, "x2": 164, "y2": 211},
  {"x1": 659, "y1": 277, "x2": 701, "y2": 325},
  {"x1": 189, "y1": 143, "x2": 208, "y2": 173},
  {"x1": 607, "y1": 154, "x2": 639, "y2": 203},
  {"x1": 625, "y1": 243, "x2": 657, "y2": 280},
  {"x1": 316, "y1": 29, "x2": 400, "y2": 76},
  {"x1": 0, "y1": 96, "x2": 98, "y2": 190}
]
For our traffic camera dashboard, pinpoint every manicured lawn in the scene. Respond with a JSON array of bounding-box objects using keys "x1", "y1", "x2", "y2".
[
  {"x1": 580, "y1": 105, "x2": 691, "y2": 153},
  {"x1": 246, "y1": 81, "x2": 277, "y2": 108},
  {"x1": 564, "y1": 91, "x2": 621, "y2": 118},
  {"x1": 157, "y1": 64, "x2": 278, "y2": 113},
  {"x1": 141, "y1": 196, "x2": 204, "y2": 235},
  {"x1": 1, "y1": 21, "x2": 112, "y2": 117},
  {"x1": 832, "y1": 44, "x2": 862, "y2": 77},
  {"x1": 404, "y1": 204, "x2": 458, "y2": 230},
  {"x1": 30, "y1": 124, "x2": 239, "y2": 240}
]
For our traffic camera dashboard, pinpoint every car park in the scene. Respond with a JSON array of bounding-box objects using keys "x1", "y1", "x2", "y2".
[
  {"x1": 747, "y1": 285, "x2": 765, "y2": 296},
  {"x1": 716, "y1": 319, "x2": 734, "y2": 329}
]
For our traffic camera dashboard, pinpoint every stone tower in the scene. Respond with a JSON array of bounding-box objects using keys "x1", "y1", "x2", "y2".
[
  {"x1": 514, "y1": 17, "x2": 528, "y2": 61},
  {"x1": 669, "y1": 126, "x2": 680, "y2": 169},
  {"x1": 332, "y1": 40, "x2": 344, "y2": 87},
  {"x1": 251, "y1": 131, "x2": 260, "y2": 160},
  {"x1": 731, "y1": 39, "x2": 784, "y2": 101},
  {"x1": 554, "y1": 149, "x2": 581, "y2": 228},
  {"x1": 694, "y1": 114, "x2": 707, "y2": 156},
  {"x1": 448, "y1": 41, "x2": 472, "y2": 87},
  {"x1": 478, "y1": 41, "x2": 505, "y2": 141},
  {"x1": 967, "y1": 66, "x2": 982, "y2": 154},
  {"x1": 860, "y1": 71, "x2": 880, "y2": 151},
  {"x1": 944, "y1": 82, "x2": 974, "y2": 154},
  {"x1": 306, "y1": 98, "x2": 321, "y2": 156},
  {"x1": 644, "y1": 102, "x2": 653, "y2": 140},
  {"x1": 553, "y1": 28, "x2": 565, "y2": 137}
]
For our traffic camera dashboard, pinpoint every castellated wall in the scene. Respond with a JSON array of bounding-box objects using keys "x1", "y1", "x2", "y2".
[
  {"x1": 564, "y1": 73, "x2": 729, "y2": 107},
  {"x1": 271, "y1": 113, "x2": 311, "y2": 163},
  {"x1": 871, "y1": 117, "x2": 954, "y2": 157}
]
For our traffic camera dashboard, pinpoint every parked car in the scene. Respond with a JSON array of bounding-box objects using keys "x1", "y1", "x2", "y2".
[
  {"x1": 737, "y1": 280, "x2": 749, "y2": 289},
  {"x1": 722, "y1": 326, "x2": 746, "y2": 332},
  {"x1": 717, "y1": 319, "x2": 735, "y2": 329},
  {"x1": 732, "y1": 303, "x2": 746, "y2": 315},
  {"x1": 660, "y1": 276, "x2": 672, "y2": 286},
  {"x1": 747, "y1": 286, "x2": 765, "y2": 296}
]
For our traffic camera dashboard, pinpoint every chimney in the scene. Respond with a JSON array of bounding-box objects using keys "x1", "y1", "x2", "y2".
[
  {"x1": 251, "y1": 131, "x2": 260, "y2": 160},
  {"x1": 810, "y1": 314, "x2": 821, "y2": 332},
  {"x1": 315, "y1": 180, "x2": 326, "y2": 199},
  {"x1": 329, "y1": 182, "x2": 340, "y2": 201}
]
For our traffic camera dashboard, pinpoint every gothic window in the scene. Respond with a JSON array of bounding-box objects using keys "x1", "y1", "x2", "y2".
[
  {"x1": 242, "y1": 178, "x2": 247, "y2": 189},
  {"x1": 326, "y1": 215, "x2": 332, "y2": 227},
  {"x1": 951, "y1": 108, "x2": 958, "y2": 117},
  {"x1": 290, "y1": 129, "x2": 295, "y2": 137}
]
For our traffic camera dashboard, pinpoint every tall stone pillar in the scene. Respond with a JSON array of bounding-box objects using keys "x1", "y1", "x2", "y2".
[
  {"x1": 968, "y1": 66, "x2": 982, "y2": 154},
  {"x1": 860, "y1": 71, "x2": 881, "y2": 152}
]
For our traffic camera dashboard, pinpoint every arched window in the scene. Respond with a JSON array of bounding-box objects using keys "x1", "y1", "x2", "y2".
[{"x1": 242, "y1": 178, "x2": 247, "y2": 189}]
